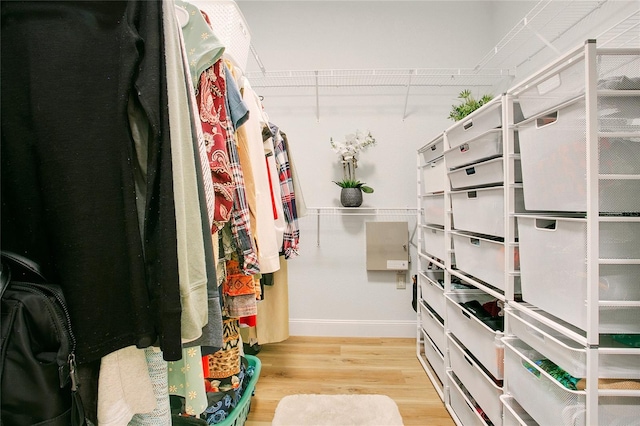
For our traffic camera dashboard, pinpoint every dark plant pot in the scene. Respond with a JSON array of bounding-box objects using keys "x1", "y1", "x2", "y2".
[{"x1": 340, "y1": 188, "x2": 363, "y2": 207}]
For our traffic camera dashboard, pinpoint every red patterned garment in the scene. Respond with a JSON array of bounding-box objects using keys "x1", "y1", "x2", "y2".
[{"x1": 196, "y1": 61, "x2": 234, "y2": 233}]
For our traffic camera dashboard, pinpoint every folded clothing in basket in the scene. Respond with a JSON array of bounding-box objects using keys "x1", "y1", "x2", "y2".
[{"x1": 460, "y1": 299, "x2": 504, "y2": 332}]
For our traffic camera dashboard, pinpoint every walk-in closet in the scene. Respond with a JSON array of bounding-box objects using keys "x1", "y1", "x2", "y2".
[{"x1": 1, "y1": 1, "x2": 638, "y2": 425}]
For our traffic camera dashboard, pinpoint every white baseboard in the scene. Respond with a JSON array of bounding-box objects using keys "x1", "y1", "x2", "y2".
[{"x1": 289, "y1": 318, "x2": 417, "y2": 338}]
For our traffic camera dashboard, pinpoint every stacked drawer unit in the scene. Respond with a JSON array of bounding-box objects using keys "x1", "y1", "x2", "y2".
[
  {"x1": 416, "y1": 135, "x2": 448, "y2": 397},
  {"x1": 506, "y1": 41, "x2": 640, "y2": 425},
  {"x1": 441, "y1": 96, "x2": 525, "y2": 426}
]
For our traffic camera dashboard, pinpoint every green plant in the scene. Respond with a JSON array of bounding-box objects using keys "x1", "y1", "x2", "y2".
[
  {"x1": 448, "y1": 90, "x2": 494, "y2": 121},
  {"x1": 333, "y1": 179, "x2": 374, "y2": 193}
]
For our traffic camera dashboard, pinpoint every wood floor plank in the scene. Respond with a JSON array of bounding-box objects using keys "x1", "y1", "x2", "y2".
[{"x1": 244, "y1": 336, "x2": 454, "y2": 425}]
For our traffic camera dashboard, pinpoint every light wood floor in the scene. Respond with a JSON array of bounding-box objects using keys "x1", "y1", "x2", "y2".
[{"x1": 244, "y1": 336, "x2": 454, "y2": 426}]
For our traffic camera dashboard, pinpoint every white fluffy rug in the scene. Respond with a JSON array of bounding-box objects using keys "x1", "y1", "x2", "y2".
[{"x1": 271, "y1": 394, "x2": 404, "y2": 426}]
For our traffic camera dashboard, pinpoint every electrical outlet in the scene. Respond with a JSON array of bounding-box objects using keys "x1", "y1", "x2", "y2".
[{"x1": 396, "y1": 272, "x2": 406, "y2": 290}]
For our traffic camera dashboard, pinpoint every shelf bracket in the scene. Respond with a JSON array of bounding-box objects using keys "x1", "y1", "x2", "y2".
[
  {"x1": 402, "y1": 69, "x2": 415, "y2": 121},
  {"x1": 315, "y1": 70, "x2": 320, "y2": 122}
]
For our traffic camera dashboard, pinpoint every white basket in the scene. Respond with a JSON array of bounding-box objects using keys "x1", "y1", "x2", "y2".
[
  {"x1": 420, "y1": 135, "x2": 445, "y2": 164},
  {"x1": 445, "y1": 129, "x2": 502, "y2": 170},
  {"x1": 448, "y1": 334, "x2": 503, "y2": 426},
  {"x1": 504, "y1": 338, "x2": 640, "y2": 426},
  {"x1": 448, "y1": 157, "x2": 522, "y2": 190},
  {"x1": 420, "y1": 270, "x2": 445, "y2": 319},
  {"x1": 451, "y1": 186, "x2": 525, "y2": 238},
  {"x1": 517, "y1": 57, "x2": 586, "y2": 119},
  {"x1": 447, "y1": 371, "x2": 489, "y2": 426},
  {"x1": 500, "y1": 395, "x2": 538, "y2": 426},
  {"x1": 422, "y1": 194, "x2": 445, "y2": 227},
  {"x1": 421, "y1": 328, "x2": 445, "y2": 384},
  {"x1": 421, "y1": 157, "x2": 446, "y2": 194},
  {"x1": 420, "y1": 301, "x2": 445, "y2": 354},
  {"x1": 446, "y1": 292, "x2": 504, "y2": 379},
  {"x1": 446, "y1": 101, "x2": 504, "y2": 150},
  {"x1": 421, "y1": 225, "x2": 447, "y2": 262},
  {"x1": 518, "y1": 99, "x2": 640, "y2": 213},
  {"x1": 451, "y1": 232, "x2": 513, "y2": 290},
  {"x1": 517, "y1": 216, "x2": 640, "y2": 332},
  {"x1": 507, "y1": 308, "x2": 640, "y2": 379},
  {"x1": 195, "y1": 1, "x2": 251, "y2": 72}
]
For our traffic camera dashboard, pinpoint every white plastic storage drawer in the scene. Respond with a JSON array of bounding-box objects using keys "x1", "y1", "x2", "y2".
[
  {"x1": 421, "y1": 328, "x2": 445, "y2": 385},
  {"x1": 500, "y1": 395, "x2": 538, "y2": 426},
  {"x1": 421, "y1": 225, "x2": 447, "y2": 261},
  {"x1": 516, "y1": 56, "x2": 585, "y2": 119},
  {"x1": 419, "y1": 270, "x2": 445, "y2": 320},
  {"x1": 445, "y1": 129, "x2": 502, "y2": 170},
  {"x1": 422, "y1": 194, "x2": 445, "y2": 226},
  {"x1": 447, "y1": 371, "x2": 489, "y2": 426},
  {"x1": 421, "y1": 157, "x2": 446, "y2": 194},
  {"x1": 448, "y1": 334, "x2": 503, "y2": 426},
  {"x1": 447, "y1": 101, "x2": 503, "y2": 150},
  {"x1": 504, "y1": 338, "x2": 640, "y2": 426},
  {"x1": 419, "y1": 300, "x2": 445, "y2": 354},
  {"x1": 507, "y1": 307, "x2": 640, "y2": 379},
  {"x1": 451, "y1": 187, "x2": 525, "y2": 238},
  {"x1": 448, "y1": 157, "x2": 522, "y2": 190},
  {"x1": 420, "y1": 135, "x2": 444, "y2": 164},
  {"x1": 451, "y1": 232, "x2": 514, "y2": 290},
  {"x1": 518, "y1": 99, "x2": 640, "y2": 213},
  {"x1": 518, "y1": 216, "x2": 640, "y2": 332},
  {"x1": 446, "y1": 292, "x2": 504, "y2": 379}
]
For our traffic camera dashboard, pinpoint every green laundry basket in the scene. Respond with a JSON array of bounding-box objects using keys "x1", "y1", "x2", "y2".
[{"x1": 215, "y1": 354, "x2": 262, "y2": 426}]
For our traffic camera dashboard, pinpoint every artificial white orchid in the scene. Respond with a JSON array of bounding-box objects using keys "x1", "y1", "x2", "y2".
[{"x1": 330, "y1": 130, "x2": 376, "y2": 181}]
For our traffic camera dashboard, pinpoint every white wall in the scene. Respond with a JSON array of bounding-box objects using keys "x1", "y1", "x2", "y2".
[{"x1": 232, "y1": 1, "x2": 636, "y2": 338}]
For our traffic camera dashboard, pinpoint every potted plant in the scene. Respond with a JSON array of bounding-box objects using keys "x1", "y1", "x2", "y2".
[
  {"x1": 332, "y1": 179, "x2": 374, "y2": 207},
  {"x1": 448, "y1": 89, "x2": 494, "y2": 121},
  {"x1": 330, "y1": 130, "x2": 376, "y2": 207}
]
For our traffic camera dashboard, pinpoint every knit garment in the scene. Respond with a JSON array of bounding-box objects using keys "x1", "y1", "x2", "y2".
[{"x1": 128, "y1": 348, "x2": 171, "y2": 426}]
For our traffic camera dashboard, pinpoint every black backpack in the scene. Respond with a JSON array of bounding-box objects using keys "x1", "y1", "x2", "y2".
[{"x1": 0, "y1": 251, "x2": 86, "y2": 426}]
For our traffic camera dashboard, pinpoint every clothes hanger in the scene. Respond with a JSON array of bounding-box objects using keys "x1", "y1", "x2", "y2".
[{"x1": 174, "y1": 5, "x2": 189, "y2": 28}]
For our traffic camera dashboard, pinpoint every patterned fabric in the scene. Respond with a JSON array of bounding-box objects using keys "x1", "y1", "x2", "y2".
[
  {"x1": 168, "y1": 347, "x2": 208, "y2": 416},
  {"x1": 202, "y1": 318, "x2": 241, "y2": 379},
  {"x1": 197, "y1": 64, "x2": 234, "y2": 232},
  {"x1": 128, "y1": 348, "x2": 171, "y2": 426},
  {"x1": 223, "y1": 259, "x2": 257, "y2": 297},
  {"x1": 212, "y1": 65, "x2": 260, "y2": 275},
  {"x1": 270, "y1": 123, "x2": 300, "y2": 259}
]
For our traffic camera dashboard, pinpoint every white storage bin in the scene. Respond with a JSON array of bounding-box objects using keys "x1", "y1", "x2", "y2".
[
  {"x1": 445, "y1": 129, "x2": 503, "y2": 170},
  {"x1": 421, "y1": 225, "x2": 447, "y2": 261},
  {"x1": 451, "y1": 232, "x2": 514, "y2": 290},
  {"x1": 504, "y1": 338, "x2": 640, "y2": 426},
  {"x1": 451, "y1": 187, "x2": 525, "y2": 238},
  {"x1": 507, "y1": 308, "x2": 640, "y2": 379},
  {"x1": 518, "y1": 216, "x2": 640, "y2": 332},
  {"x1": 448, "y1": 157, "x2": 522, "y2": 190},
  {"x1": 500, "y1": 395, "x2": 538, "y2": 426},
  {"x1": 421, "y1": 157, "x2": 446, "y2": 194},
  {"x1": 516, "y1": 56, "x2": 585, "y2": 119},
  {"x1": 420, "y1": 135, "x2": 445, "y2": 164},
  {"x1": 447, "y1": 101, "x2": 503, "y2": 150},
  {"x1": 420, "y1": 270, "x2": 445, "y2": 320},
  {"x1": 518, "y1": 99, "x2": 640, "y2": 212},
  {"x1": 446, "y1": 292, "x2": 504, "y2": 379},
  {"x1": 422, "y1": 194, "x2": 445, "y2": 226},
  {"x1": 420, "y1": 300, "x2": 445, "y2": 354},
  {"x1": 447, "y1": 371, "x2": 489, "y2": 426},
  {"x1": 421, "y1": 328, "x2": 445, "y2": 385},
  {"x1": 448, "y1": 335, "x2": 503, "y2": 426}
]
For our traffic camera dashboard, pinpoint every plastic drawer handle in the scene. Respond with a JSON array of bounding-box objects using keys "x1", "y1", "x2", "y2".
[
  {"x1": 462, "y1": 310, "x2": 471, "y2": 319},
  {"x1": 535, "y1": 218, "x2": 557, "y2": 231},
  {"x1": 526, "y1": 326, "x2": 546, "y2": 342},
  {"x1": 535, "y1": 111, "x2": 558, "y2": 128},
  {"x1": 459, "y1": 143, "x2": 469, "y2": 153},
  {"x1": 464, "y1": 398, "x2": 475, "y2": 412},
  {"x1": 463, "y1": 120, "x2": 473, "y2": 131},
  {"x1": 430, "y1": 145, "x2": 437, "y2": 151},
  {"x1": 467, "y1": 191, "x2": 478, "y2": 199},
  {"x1": 470, "y1": 238, "x2": 480, "y2": 246},
  {"x1": 465, "y1": 167, "x2": 476, "y2": 176}
]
